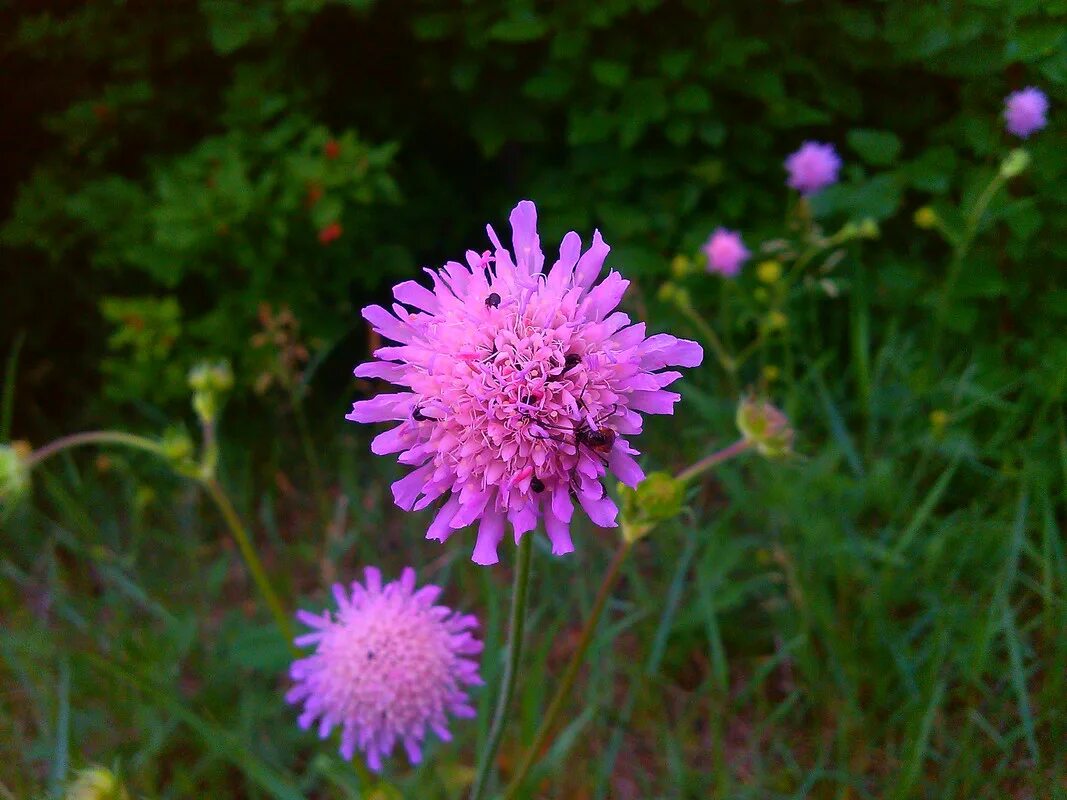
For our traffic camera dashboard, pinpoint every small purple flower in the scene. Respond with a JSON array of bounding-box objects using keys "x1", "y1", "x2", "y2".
[
  {"x1": 287, "y1": 567, "x2": 482, "y2": 771},
  {"x1": 784, "y1": 141, "x2": 842, "y2": 196},
  {"x1": 702, "y1": 228, "x2": 750, "y2": 277},
  {"x1": 1004, "y1": 87, "x2": 1049, "y2": 139}
]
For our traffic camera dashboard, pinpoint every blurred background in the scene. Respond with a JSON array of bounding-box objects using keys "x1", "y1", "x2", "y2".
[{"x1": 2, "y1": 1, "x2": 1065, "y2": 798}]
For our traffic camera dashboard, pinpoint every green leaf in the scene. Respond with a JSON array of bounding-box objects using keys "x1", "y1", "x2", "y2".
[
  {"x1": 591, "y1": 59, "x2": 630, "y2": 88},
  {"x1": 488, "y1": 13, "x2": 547, "y2": 42},
  {"x1": 847, "y1": 128, "x2": 902, "y2": 166}
]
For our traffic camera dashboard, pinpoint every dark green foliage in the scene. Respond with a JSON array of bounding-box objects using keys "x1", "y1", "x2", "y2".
[{"x1": 2, "y1": 1, "x2": 1066, "y2": 798}]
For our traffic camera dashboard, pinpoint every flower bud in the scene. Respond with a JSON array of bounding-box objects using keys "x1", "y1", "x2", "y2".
[
  {"x1": 736, "y1": 396, "x2": 794, "y2": 459},
  {"x1": 161, "y1": 427, "x2": 198, "y2": 476},
  {"x1": 857, "y1": 218, "x2": 879, "y2": 239},
  {"x1": 999, "y1": 148, "x2": 1031, "y2": 179},
  {"x1": 913, "y1": 206, "x2": 939, "y2": 229},
  {"x1": 0, "y1": 442, "x2": 30, "y2": 511},
  {"x1": 188, "y1": 360, "x2": 233, "y2": 425},
  {"x1": 657, "y1": 282, "x2": 678, "y2": 303},
  {"x1": 756, "y1": 260, "x2": 782, "y2": 284},
  {"x1": 764, "y1": 311, "x2": 788, "y2": 332},
  {"x1": 929, "y1": 409, "x2": 949, "y2": 438},
  {"x1": 65, "y1": 766, "x2": 129, "y2": 800},
  {"x1": 669, "y1": 254, "x2": 692, "y2": 279},
  {"x1": 618, "y1": 471, "x2": 687, "y2": 544}
]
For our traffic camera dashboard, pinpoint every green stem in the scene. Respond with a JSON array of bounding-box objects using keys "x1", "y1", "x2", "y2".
[
  {"x1": 201, "y1": 478, "x2": 295, "y2": 650},
  {"x1": 23, "y1": 430, "x2": 293, "y2": 649},
  {"x1": 469, "y1": 534, "x2": 534, "y2": 800},
  {"x1": 930, "y1": 170, "x2": 1007, "y2": 360},
  {"x1": 501, "y1": 540, "x2": 632, "y2": 799},
  {"x1": 291, "y1": 392, "x2": 328, "y2": 518},
  {"x1": 672, "y1": 298, "x2": 738, "y2": 393},
  {"x1": 24, "y1": 431, "x2": 164, "y2": 469},
  {"x1": 501, "y1": 439, "x2": 751, "y2": 798}
]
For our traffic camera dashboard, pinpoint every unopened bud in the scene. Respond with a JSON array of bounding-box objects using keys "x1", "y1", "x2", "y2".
[
  {"x1": 0, "y1": 442, "x2": 30, "y2": 512},
  {"x1": 756, "y1": 260, "x2": 782, "y2": 284},
  {"x1": 736, "y1": 396, "x2": 794, "y2": 459},
  {"x1": 857, "y1": 218, "x2": 879, "y2": 239},
  {"x1": 914, "y1": 206, "x2": 938, "y2": 229},
  {"x1": 999, "y1": 148, "x2": 1031, "y2": 179},
  {"x1": 657, "y1": 282, "x2": 678, "y2": 303},
  {"x1": 618, "y1": 471, "x2": 687, "y2": 544},
  {"x1": 670, "y1": 254, "x2": 692, "y2": 279},
  {"x1": 65, "y1": 766, "x2": 129, "y2": 800}
]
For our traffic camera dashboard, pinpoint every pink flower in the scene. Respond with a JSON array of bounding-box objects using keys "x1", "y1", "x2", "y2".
[
  {"x1": 702, "y1": 228, "x2": 749, "y2": 277},
  {"x1": 347, "y1": 200, "x2": 703, "y2": 564},
  {"x1": 287, "y1": 567, "x2": 482, "y2": 771},
  {"x1": 1004, "y1": 87, "x2": 1049, "y2": 139},
  {"x1": 785, "y1": 141, "x2": 841, "y2": 196}
]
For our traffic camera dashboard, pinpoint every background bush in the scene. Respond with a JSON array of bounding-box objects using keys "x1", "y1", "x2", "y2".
[{"x1": 2, "y1": 1, "x2": 1066, "y2": 798}]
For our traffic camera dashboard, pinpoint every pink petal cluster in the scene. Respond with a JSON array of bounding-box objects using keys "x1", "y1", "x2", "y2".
[
  {"x1": 702, "y1": 228, "x2": 750, "y2": 277},
  {"x1": 287, "y1": 567, "x2": 482, "y2": 771},
  {"x1": 347, "y1": 200, "x2": 703, "y2": 564},
  {"x1": 784, "y1": 141, "x2": 842, "y2": 195},
  {"x1": 1003, "y1": 87, "x2": 1049, "y2": 139}
]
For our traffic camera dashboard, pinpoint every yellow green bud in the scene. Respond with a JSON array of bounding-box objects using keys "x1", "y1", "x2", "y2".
[
  {"x1": 762, "y1": 364, "x2": 780, "y2": 383},
  {"x1": 765, "y1": 311, "x2": 788, "y2": 332},
  {"x1": 999, "y1": 148, "x2": 1031, "y2": 179},
  {"x1": 914, "y1": 206, "x2": 939, "y2": 229},
  {"x1": 670, "y1": 254, "x2": 692, "y2": 279},
  {"x1": 857, "y1": 218, "x2": 879, "y2": 239},
  {"x1": 756, "y1": 260, "x2": 782, "y2": 284},
  {"x1": 0, "y1": 442, "x2": 30, "y2": 512},
  {"x1": 65, "y1": 767, "x2": 129, "y2": 800},
  {"x1": 657, "y1": 282, "x2": 678, "y2": 302},
  {"x1": 929, "y1": 409, "x2": 950, "y2": 438},
  {"x1": 736, "y1": 396, "x2": 794, "y2": 459},
  {"x1": 618, "y1": 471, "x2": 687, "y2": 544}
]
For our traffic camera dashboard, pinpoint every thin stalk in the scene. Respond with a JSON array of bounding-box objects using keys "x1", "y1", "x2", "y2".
[
  {"x1": 23, "y1": 429, "x2": 294, "y2": 650},
  {"x1": 502, "y1": 439, "x2": 752, "y2": 798},
  {"x1": 469, "y1": 534, "x2": 534, "y2": 800},
  {"x1": 501, "y1": 541, "x2": 632, "y2": 799},
  {"x1": 675, "y1": 438, "x2": 751, "y2": 483},
  {"x1": 672, "y1": 298, "x2": 738, "y2": 394},
  {"x1": 201, "y1": 477, "x2": 295, "y2": 650},
  {"x1": 25, "y1": 431, "x2": 165, "y2": 469}
]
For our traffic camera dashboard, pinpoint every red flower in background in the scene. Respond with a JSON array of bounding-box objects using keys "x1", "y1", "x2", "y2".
[
  {"x1": 324, "y1": 139, "x2": 341, "y2": 160},
  {"x1": 318, "y1": 222, "x2": 343, "y2": 245}
]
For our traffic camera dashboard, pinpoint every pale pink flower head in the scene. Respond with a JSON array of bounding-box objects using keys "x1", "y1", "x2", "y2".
[
  {"x1": 702, "y1": 228, "x2": 749, "y2": 277},
  {"x1": 785, "y1": 141, "x2": 842, "y2": 196},
  {"x1": 287, "y1": 566, "x2": 482, "y2": 771},
  {"x1": 1003, "y1": 87, "x2": 1049, "y2": 139},
  {"x1": 347, "y1": 200, "x2": 703, "y2": 564}
]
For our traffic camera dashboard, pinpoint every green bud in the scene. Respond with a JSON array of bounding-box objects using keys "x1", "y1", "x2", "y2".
[
  {"x1": 657, "y1": 282, "x2": 678, "y2": 303},
  {"x1": 188, "y1": 359, "x2": 233, "y2": 425},
  {"x1": 736, "y1": 396, "x2": 794, "y2": 459},
  {"x1": 618, "y1": 471, "x2": 687, "y2": 543},
  {"x1": 999, "y1": 148, "x2": 1031, "y2": 179},
  {"x1": 161, "y1": 427, "x2": 197, "y2": 476},
  {"x1": 857, "y1": 218, "x2": 879, "y2": 239},
  {"x1": 0, "y1": 442, "x2": 31, "y2": 512},
  {"x1": 65, "y1": 766, "x2": 129, "y2": 800},
  {"x1": 913, "y1": 206, "x2": 939, "y2": 230},
  {"x1": 669, "y1": 254, "x2": 692, "y2": 279}
]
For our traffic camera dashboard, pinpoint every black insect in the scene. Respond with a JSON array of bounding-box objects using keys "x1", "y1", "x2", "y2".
[
  {"x1": 530, "y1": 476, "x2": 545, "y2": 493},
  {"x1": 485, "y1": 292, "x2": 501, "y2": 308},
  {"x1": 412, "y1": 406, "x2": 429, "y2": 421},
  {"x1": 563, "y1": 353, "x2": 581, "y2": 372}
]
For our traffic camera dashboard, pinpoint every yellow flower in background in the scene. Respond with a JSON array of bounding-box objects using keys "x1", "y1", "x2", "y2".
[
  {"x1": 914, "y1": 207, "x2": 938, "y2": 229},
  {"x1": 757, "y1": 260, "x2": 782, "y2": 284},
  {"x1": 65, "y1": 767, "x2": 129, "y2": 800},
  {"x1": 765, "y1": 310, "x2": 788, "y2": 331},
  {"x1": 762, "y1": 365, "x2": 781, "y2": 383}
]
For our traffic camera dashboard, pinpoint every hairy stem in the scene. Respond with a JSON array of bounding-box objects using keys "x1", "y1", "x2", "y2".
[
  {"x1": 469, "y1": 533, "x2": 534, "y2": 800},
  {"x1": 502, "y1": 540, "x2": 632, "y2": 799},
  {"x1": 675, "y1": 438, "x2": 751, "y2": 483},
  {"x1": 24, "y1": 431, "x2": 165, "y2": 469}
]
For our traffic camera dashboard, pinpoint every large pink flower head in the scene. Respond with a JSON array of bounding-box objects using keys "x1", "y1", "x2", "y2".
[
  {"x1": 785, "y1": 141, "x2": 842, "y2": 196},
  {"x1": 347, "y1": 201, "x2": 702, "y2": 564},
  {"x1": 287, "y1": 567, "x2": 482, "y2": 771},
  {"x1": 1003, "y1": 87, "x2": 1049, "y2": 139}
]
